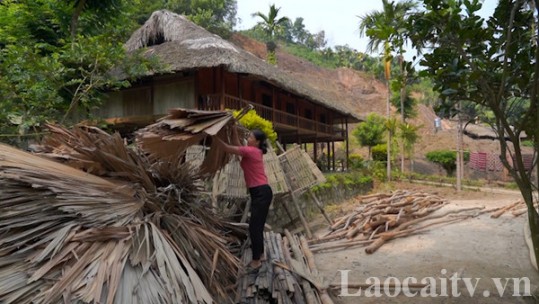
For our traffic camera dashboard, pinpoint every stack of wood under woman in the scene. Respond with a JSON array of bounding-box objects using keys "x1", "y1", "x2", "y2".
[{"x1": 236, "y1": 231, "x2": 333, "y2": 304}]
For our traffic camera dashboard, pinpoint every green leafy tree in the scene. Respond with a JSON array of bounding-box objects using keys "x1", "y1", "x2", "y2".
[
  {"x1": 352, "y1": 113, "x2": 386, "y2": 160},
  {"x1": 291, "y1": 17, "x2": 308, "y2": 44},
  {"x1": 0, "y1": 0, "x2": 154, "y2": 143},
  {"x1": 409, "y1": 0, "x2": 539, "y2": 266},
  {"x1": 131, "y1": 0, "x2": 237, "y2": 37},
  {"x1": 187, "y1": 0, "x2": 238, "y2": 37},
  {"x1": 410, "y1": 78, "x2": 439, "y2": 106},
  {"x1": 359, "y1": 0, "x2": 418, "y2": 176},
  {"x1": 68, "y1": 0, "x2": 128, "y2": 41},
  {"x1": 252, "y1": 4, "x2": 290, "y2": 64},
  {"x1": 390, "y1": 86, "x2": 417, "y2": 119},
  {"x1": 398, "y1": 122, "x2": 421, "y2": 172}
]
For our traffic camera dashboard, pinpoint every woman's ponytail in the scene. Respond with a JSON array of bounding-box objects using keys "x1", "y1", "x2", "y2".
[{"x1": 251, "y1": 129, "x2": 268, "y2": 154}]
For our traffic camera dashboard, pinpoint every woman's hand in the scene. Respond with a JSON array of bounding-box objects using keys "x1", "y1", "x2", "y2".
[{"x1": 212, "y1": 135, "x2": 241, "y2": 155}]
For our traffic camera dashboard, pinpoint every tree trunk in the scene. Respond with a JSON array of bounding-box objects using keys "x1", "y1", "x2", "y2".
[
  {"x1": 386, "y1": 80, "x2": 391, "y2": 181},
  {"x1": 400, "y1": 56, "x2": 406, "y2": 173},
  {"x1": 527, "y1": 205, "x2": 539, "y2": 270},
  {"x1": 504, "y1": 137, "x2": 539, "y2": 269},
  {"x1": 536, "y1": 141, "x2": 539, "y2": 269},
  {"x1": 456, "y1": 100, "x2": 463, "y2": 191},
  {"x1": 70, "y1": 0, "x2": 87, "y2": 42},
  {"x1": 517, "y1": 178, "x2": 539, "y2": 269}
]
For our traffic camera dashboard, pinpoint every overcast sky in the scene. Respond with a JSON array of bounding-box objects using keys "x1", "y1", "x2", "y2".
[{"x1": 235, "y1": 0, "x2": 498, "y2": 58}]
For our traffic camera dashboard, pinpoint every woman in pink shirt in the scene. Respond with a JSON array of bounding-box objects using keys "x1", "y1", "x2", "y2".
[{"x1": 214, "y1": 129, "x2": 273, "y2": 272}]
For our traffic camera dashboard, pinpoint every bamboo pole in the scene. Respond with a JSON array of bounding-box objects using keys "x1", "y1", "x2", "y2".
[
  {"x1": 240, "y1": 198, "x2": 251, "y2": 223},
  {"x1": 309, "y1": 190, "x2": 333, "y2": 225}
]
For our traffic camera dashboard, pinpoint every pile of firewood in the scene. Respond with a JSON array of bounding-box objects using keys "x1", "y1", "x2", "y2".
[
  {"x1": 309, "y1": 190, "x2": 485, "y2": 253},
  {"x1": 237, "y1": 231, "x2": 333, "y2": 304}
]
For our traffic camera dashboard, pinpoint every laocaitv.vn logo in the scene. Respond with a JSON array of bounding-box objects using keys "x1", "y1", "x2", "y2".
[{"x1": 336, "y1": 269, "x2": 531, "y2": 298}]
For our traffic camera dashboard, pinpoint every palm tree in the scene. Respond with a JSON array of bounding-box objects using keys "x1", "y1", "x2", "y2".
[
  {"x1": 399, "y1": 122, "x2": 421, "y2": 173},
  {"x1": 358, "y1": 0, "x2": 417, "y2": 180},
  {"x1": 252, "y1": 4, "x2": 290, "y2": 64}
]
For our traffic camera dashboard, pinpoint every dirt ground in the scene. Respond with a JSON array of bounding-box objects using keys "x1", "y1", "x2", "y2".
[
  {"x1": 314, "y1": 182, "x2": 539, "y2": 303},
  {"x1": 232, "y1": 34, "x2": 539, "y2": 303}
]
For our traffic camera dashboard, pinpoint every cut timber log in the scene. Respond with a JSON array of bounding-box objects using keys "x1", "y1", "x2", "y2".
[{"x1": 490, "y1": 200, "x2": 522, "y2": 218}]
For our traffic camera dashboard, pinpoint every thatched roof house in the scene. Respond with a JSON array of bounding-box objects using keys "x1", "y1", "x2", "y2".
[
  {"x1": 99, "y1": 10, "x2": 361, "y2": 171},
  {"x1": 123, "y1": 10, "x2": 360, "y2": 121}
]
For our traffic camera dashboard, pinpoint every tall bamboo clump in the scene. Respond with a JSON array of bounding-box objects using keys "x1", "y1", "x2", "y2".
[{"x1": 0, "y1": 124, "x2": 246, "y2": 303}]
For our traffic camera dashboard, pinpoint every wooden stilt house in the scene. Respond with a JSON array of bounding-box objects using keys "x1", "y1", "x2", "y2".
[{"x1": 96, "y1": 10, "x2": 361, "y2": 171}]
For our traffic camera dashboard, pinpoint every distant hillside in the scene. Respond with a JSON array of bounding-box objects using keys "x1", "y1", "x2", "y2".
[
  {"x1": 229, "y1": 33, "x2": 512, "y2": 176},
  {"x1": 231, "y1": 34, "x2": 387, "y2": 118}
]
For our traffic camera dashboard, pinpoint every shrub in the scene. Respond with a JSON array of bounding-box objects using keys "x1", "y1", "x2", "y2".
[
  {"x1": 372, "y1": 144, "x2": 387, "y2": 162},
  {"x1": 311, "y1": 172, "x2": 373, "y2": 197},
  {"x1": 348, "y1": 153, "x2": 364, "y2": 170},
  {"x1": 425, "y1": 150, "x2": 469, "y2": 176}
]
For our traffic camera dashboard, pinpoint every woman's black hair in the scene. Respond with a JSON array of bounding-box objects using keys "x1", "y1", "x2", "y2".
[{"x1": 251, "y1": 129, "x2": 268, "y2": 154}]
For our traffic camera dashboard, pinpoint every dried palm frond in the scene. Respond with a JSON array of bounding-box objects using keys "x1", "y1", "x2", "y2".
[
  {"x1": 136, "y1": 107, "x2": 237, "y2": 175},
  {"x1": 1, "y1": 122, "x2": 247, "y2": 303}
]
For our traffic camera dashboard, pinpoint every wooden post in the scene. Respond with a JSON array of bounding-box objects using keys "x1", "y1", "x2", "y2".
[
  {"x1": 326, "y1": 141, "x2": 330, "y2": 172},
  {"x1": 331, "y1": 141, "x2": 336, "y2": 172},
  {"x1": 220, "y1": 66, "x2": 225, "y2": 111}
]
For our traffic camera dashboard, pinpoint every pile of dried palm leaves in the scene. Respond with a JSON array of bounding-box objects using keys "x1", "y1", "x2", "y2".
[
  {"x1": 0, "y1": 122, "x2": 246, "y2": 303},
  {"x1": 309, "y1": 190, "x2": 485, "y2": 254}
]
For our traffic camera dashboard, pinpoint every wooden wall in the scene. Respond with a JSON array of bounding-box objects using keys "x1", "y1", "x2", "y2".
[{"x1": 97, "y1": 76, "x2": 194, "y2": 119}]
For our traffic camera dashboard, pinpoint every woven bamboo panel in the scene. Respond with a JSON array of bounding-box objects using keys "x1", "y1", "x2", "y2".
[
  {"x1": 213, "y1": 148, "x2": 289, "y2": 198},
  {"x1": 278, "y1": 145, "x2": 326, "y2": 194},
  {"x1": 215, "y1": 158, "x2": 249, "y2": 198},
  {"x1": 185, "y1": 145, "x2": 206, "y2": 169},
  {"x1": 263, "y1": 148, "x2": 289, "y2": 195}
]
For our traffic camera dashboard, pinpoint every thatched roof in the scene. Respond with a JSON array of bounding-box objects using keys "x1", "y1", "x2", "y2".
[
  {"x1": 124, "y1": 10, "x2": 361, "y2": 122},
  {"x1": 464, "y1": 123, "x2": 527, "y2": 141}
]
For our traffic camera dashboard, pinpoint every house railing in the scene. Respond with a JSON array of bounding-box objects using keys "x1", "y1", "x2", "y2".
[{"x1": 201, "y1": 94, "x2": 344, "y2": 137}]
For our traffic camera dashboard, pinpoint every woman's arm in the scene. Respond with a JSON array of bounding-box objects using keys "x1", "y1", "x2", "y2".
[
  {"x1": 231, "y1": 125, "x2": 242, "y2": 146},
  {"x1": 213, "y1": 135, "x2": 242, "y2": 155}
]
